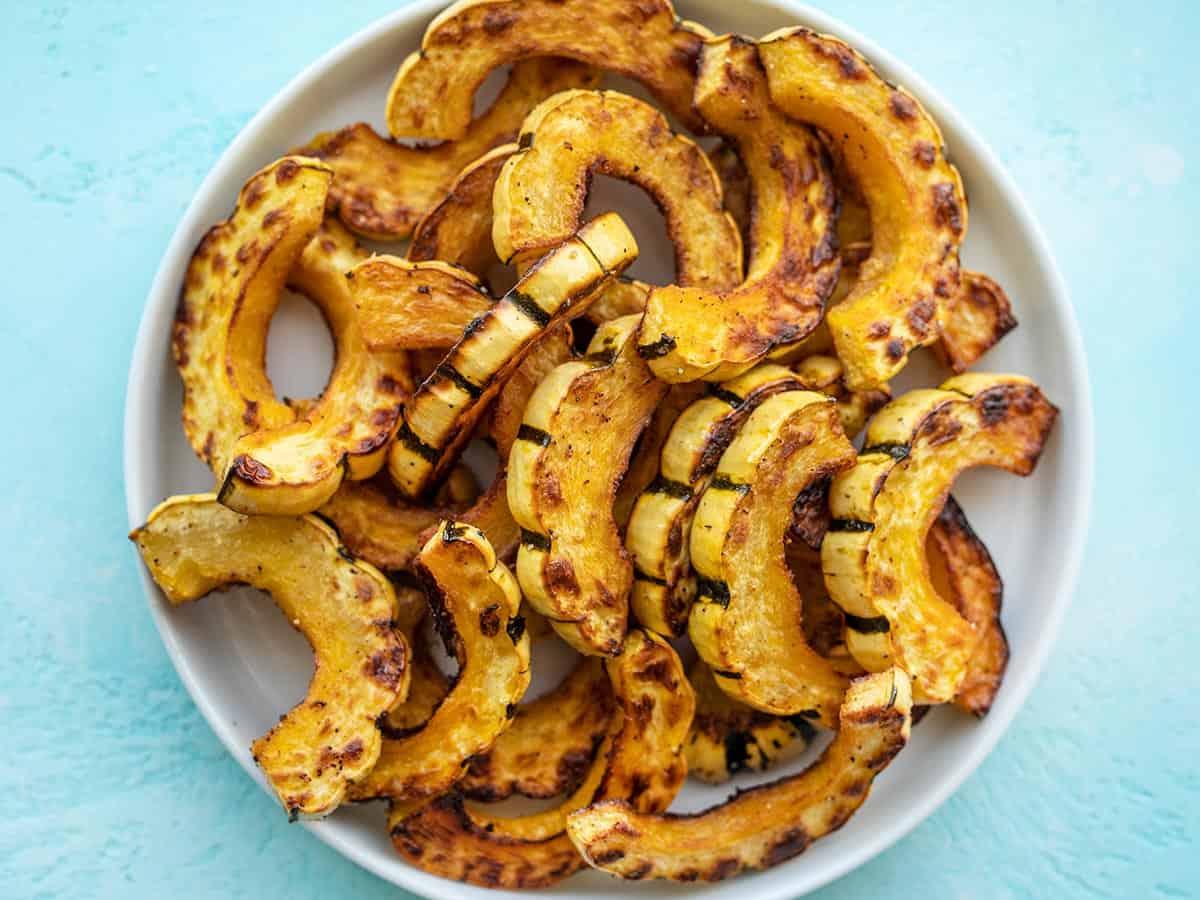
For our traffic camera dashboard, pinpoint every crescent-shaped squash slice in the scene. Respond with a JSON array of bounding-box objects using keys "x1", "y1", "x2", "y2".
[
  {"x1": 387, "y1": 628, "x2": 694, "y2": 889},
  {"x1": 509, "y1": 315, "x2": 668, "y2": 655},
  {"x1": 388, "y1": 212, "x2": 638, "y2": 500},
  {"x1": 685, "y1": 660, "x2": 816, "y2": 785},
  {"x1": 638, "y1": 36, "x2": 840, "y2": 382},
  {"x1": 297, "y1": 58, "x2": 598, "y2": 240},
  {"x1": 928, "y1": 495, "x2": 1009, "y2": 717},
  {"x1": 384, "y1": 0, "x2": 709, "y2": 141},
  {"x1": 822, "y1": 373, "x2": 1057, "y2": 702},
  {"x1": 626, "y1": 363, "x2": 806, "y2": 637},
  {"x1": 129, "y1": 494, "x2": 408, "y2": 819},
  {"x1": 493, "y1": 89, "x2": 741, "y2": 290},
  {"x1": 460, "y1": 656, "x2": 614, "y2": 801},
  {"x1": 688, "y1": 391, "x2": 858, "y2": 725},
  {"x1": 566, "y1": 668, "x2": 911, "y2": 881},
  {"x1": 758, "y1": 28, "x2": 968, "y2": 390},
  {"x1": 350, "y1": 521, "x2": 531, "y2": 801},
  {"x1": 933, "y1": 269, "x2": 1018, "y2": 372}
]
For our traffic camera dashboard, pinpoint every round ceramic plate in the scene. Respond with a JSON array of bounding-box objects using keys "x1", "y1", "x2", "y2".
[{"x1": 124, "y1": 1, "x2": 1093, "y2": 897}]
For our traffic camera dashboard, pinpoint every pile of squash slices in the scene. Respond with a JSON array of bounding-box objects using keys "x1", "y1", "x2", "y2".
[{"x1": 133, "y1": 0, "x2": 1059, "y2": 889}]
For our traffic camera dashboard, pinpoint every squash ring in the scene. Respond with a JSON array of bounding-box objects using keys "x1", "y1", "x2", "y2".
[
  {"x1": 566, "y1": 668, "x2": 911, "y2": 881},
  {"x1": 384, "y1": 0, "x2": 710, "y2": 141},
  {"x1": 822, "y1": 373, "x2": 1057, "y2": 702},
  {"x1": 387, "y1": 628, "x2": 694, "y2": 889},
  {"x1": 387, "y1": 212, "x2": 638, "y2": 500},
  {"x1": 129, "y1": 494, "x2": 408, "y2": 819},
  {"x1": 758, "y1": 28, "x2": 968, "y2": 390},
  {"x1": 638, "y1": 36, "x2": 840, "y2": 382},
  {"x1": 509, "y1": 315, "x2": 668, "y2": 655},
  {"x1": 688, "y1": 391, "x2": 858, "y2": 726}
]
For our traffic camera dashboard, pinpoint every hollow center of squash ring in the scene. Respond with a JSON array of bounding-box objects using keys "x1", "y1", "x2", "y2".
[{"x1": 265, "y1": 289, "x2": 335, "y2": 404}]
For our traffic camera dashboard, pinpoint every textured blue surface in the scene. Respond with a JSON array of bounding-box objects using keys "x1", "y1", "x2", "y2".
[{"x1": 3, "y1": 1, "x2": 1196, "y2": 898}]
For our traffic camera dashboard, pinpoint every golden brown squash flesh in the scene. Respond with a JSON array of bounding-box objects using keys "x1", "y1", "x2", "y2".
[
  {"x1": 297, "y1": 59, "x2": 598, "y2": 240},
  {"x1": 130, "y1": 494, "x2": 408, "y2": 819},
  {"x1": 509, "y1": 315, "x2": 668, "y2": 655},
  {"x1": 566, "y1": 668, "x2": 911, "y2": 881},
  {"x1": 350, "y1": 521, "x2": 530, "y2": 802},
  {"x1": 759, "y1": 28, "x2": 968, "y2": 390},
  {"x1": 384, "y1": 0, "x2": 709, "y2": 141},
  {"x1": 689, "y1": 391, "x2": 858, "y2": 726},
  {"x1": 388, "y1": 629, "x2": 694, "y2": 889},
  {"x1": 822, "y1": 374, "x2": 1056, "y2": 702},
  {"x1": 638, "y1": 36, "x2": 840, "y2": 382}
]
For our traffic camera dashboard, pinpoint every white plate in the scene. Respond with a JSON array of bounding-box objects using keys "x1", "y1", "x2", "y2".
[{"x1": 123, "y1": 2, "x2": 1094, "y2": 897}]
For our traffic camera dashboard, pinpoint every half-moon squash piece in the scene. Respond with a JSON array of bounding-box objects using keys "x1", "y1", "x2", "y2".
[
  {"x1": 388, "y1": 212, "x2": 638, "y2": 500},
  {"x1": 759, "y1": 28, "x2": 968, "y2": 390},
  {"x1": 129, "y1": 494, "x2": 408, "y2": 819},
  {"x1": 822, "y1": 373, "x2": 1057, "y2": 702},
  {"x1": 689, "y1": 391, "x2": 858, "y2": 725},
  {"x1": 350, "y1": 520, "x2": 530, "y2": 801},
  {"x1": 638, "y1": 36, "x2": 840, "y2": 382},
  {"x1": 297, "y1": 58, "x2": 598, "y2": 240},
  {"x1": 566, "y1": 668, "x2": 911, "y2": 881},
  {"x1": 384, "y1": 0, "x2": 709, "y2": 141},
  {"x1": 509, "y1": 315, "x2": 668, "y2": 655},
  {"x1": 388, "y1": 628, "x2": 694, "y2": 889}
]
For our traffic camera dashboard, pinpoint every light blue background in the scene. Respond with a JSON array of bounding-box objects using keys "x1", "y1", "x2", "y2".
[{"x1": 3, "y1": 1, "x2": 1196, "y2": 897}]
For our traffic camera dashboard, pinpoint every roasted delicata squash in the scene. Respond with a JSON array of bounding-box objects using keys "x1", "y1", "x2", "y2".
[
  {"x1": 385, "y1": 0, "x2": 709, "y2": 141},
  {"x1": 388, "y1": 213, "x2": 638, "y2": 500},
  {"x1": 689, "y1": 391, "x2": 858, "y2": 726},
  {"x1": 567, "y1": 668, "x2": 911, "y2": 881},
  {"x1": 638, "y1": 36, "x2": 840, "y2": 382},
  {"x1": 823, "y1": 374, "x2": 1057, "y2": 702},
  {"x1": 685, "y1": 660, "x2": 816, "y2": 785},
  {"x1": 494, "y1": 89, "x2": 741, "y2": 289},
  {"x1": 388, "y1": 629, "x2": 694, "y2": 889},
  {"x1": 759, "y1": 28, "x2": 968, "y2": 390},
  {"x1": 130, "y1": 494, "x2": 408, "y2": 819},
  {"x1": 626, "y1": 363, "x2": 806, "y2": 637},
  {"x1": 486, "y1": 325, "x2": 575, "y2": 458},
  {"x1": 460, "y1": 657, "x2": 614, "y2": 801},
  {"x1": 928, "y1": 496, "x2": 1009, "y2": 717},
  {"x1": 790, "y1": 354, "x2": 891, "y2": 440},
  {"x1": 298, "y1": 58, "x2": 598, "y2": 240},
  {"x1": 350, "y1": 521, "x2": 530, "y2": 801},
  {"x1": 509, "y1": 315, "x2": 668, "y2": 655}
]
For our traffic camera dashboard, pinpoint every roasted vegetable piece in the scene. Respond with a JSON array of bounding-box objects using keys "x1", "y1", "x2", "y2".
[
  {"x1": 388, "y1": 629, "x2": 694, "y2": 889},
  {"x1": 790, "y1": 354, "x2": 891, "y2": 440},
  {"x1": 460, "y1": 657, "x2": 614, "y2": 801},
  {"x1": 130, "y1": 494, "x2": 408, "y2": 819},
  {"x1": 350, "y1": 521, "x2": 530, "y2": 801},
  {"x1": 689, "y1": 391, "x2": 858, "y2": 726},
  {"x1": 510, "y1": 315, "x2": 668, "y2": 655},
  {"x1": 388, "y1": 212, "x2": 638, "y2": 500},
  {"x1": 759, "y1": 28, "x2": 968, "y2": 390},
  {"x1": 823, "y1": 374, "x2": 1057, "y2": 702},
  {"x1": 385, "y1": 0, "x2": 709, "y2": 140},
  {"x1": 566, "y1": 668, "x2": 911, "y2": 881},
  {"x1": 297, "y1": 58, "x2": 598, "y2": 240},
  {"x1": 685, "y1": 660, "x2": 816, "y2": 784},
  {"x1": 639, "y1": 36, "x2": 840, "y2": 382}
]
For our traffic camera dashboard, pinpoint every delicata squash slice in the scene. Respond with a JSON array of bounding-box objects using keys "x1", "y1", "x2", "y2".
[
  {"x1": 298, "y1": 58, "x2": 598, "y2": 240},
  {"x1": 350, "y1": 521, "x2": 531, "y2": 802},
  {"x1": 566, "y1": 668, "x2": 911, "y2": 881},
  {"x1": 176, "y1": 157, "x2": 411, "y2": 516},
  {"x1": 385, "y1": 0, "x2": 710, "y2": 141},
  {"x1": 388, "y1": 629, "x2": 695, "y2": 889},
  {"x1": 822, "y1": 373, "x2": 1057, "y2": 702},
  {"x1": 689, "y1": 391, "x2": 858, "y2": 726},
  {"x1": 130, "y1": 494, "x2": 408, "y2": 819},
  {"x1": 388, "y1": 212, "x2": 638, "y2": 500},
  {"x1": 758, "y1": 28, "x2": 968, "y2": 390},
  {"x1": 638, "y1": 36, "x2": 841, "y2": 382},
  {"x1": 509, "y1": 315, "x2": 668, "y2": 655}
]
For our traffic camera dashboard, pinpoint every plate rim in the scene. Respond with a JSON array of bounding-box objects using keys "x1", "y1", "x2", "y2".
[{"x1": 123, "y1": 1, "x2": 1095, "y2": 897}]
